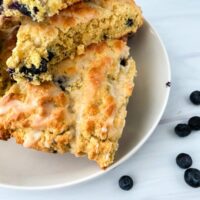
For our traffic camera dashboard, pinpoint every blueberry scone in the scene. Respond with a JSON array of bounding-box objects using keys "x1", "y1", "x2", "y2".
[
  {"x1": 0, "y1": 39, "x2": 136, "y2": 168},
  {"x1": 2, "y1": 0, "x2": 81, "y2": 22},
  {"x1": 7, "y1": 0, "x2": 143, "y2": 84},
  {"x1": 0, "y1": 16, "x2": 18, "y2": 96}
]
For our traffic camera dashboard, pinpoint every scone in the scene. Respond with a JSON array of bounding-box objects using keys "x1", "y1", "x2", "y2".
[
  {"x1": 0, "y1": 39, "x2": 136, "y2": 168},
  {"x1": 0, "y1": 14, "x2": 20, "y2": 30},
  {"x1": 6, "y1": 0, "x2": 143, "y2": 84},
  {"x1": 0, "y1": 16, "x2": 18, "y2": 96},
  {"x1": 2, "y1": 0, "x2": 81, "y2": 22}
]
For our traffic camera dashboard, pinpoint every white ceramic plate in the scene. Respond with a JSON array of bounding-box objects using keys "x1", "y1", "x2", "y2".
[{"x1": 0, "y1": 19, "x2": 171, "y2": 190}]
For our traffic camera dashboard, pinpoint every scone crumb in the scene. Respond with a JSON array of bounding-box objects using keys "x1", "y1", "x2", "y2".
[{"x1": 77, "y1": 45, "x2": 85, "y2": 55}]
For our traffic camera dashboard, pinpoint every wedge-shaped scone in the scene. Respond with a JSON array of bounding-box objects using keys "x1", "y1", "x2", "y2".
[
  {"x1": 7, "y1": 0, "x2": 142, "y2": 84},
  {"x1": 2, "y1": 0, "x2": 81, "y2": 22},
  {"x1": 0, "y1": 40, "x2": 136, "y2": 168},
  {"x1": 0, "y1": 16, "x2": 18, "y2": 96}
]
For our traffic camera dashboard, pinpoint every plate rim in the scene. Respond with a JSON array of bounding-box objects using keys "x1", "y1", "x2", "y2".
[{"x1": 0, "y1": 18, "x2": 171, "y2": 190}]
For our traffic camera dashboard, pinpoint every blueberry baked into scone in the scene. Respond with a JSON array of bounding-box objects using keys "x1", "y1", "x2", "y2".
[
  {"x1": 0, "y1": 15, "x2": 19, "y2": 96},
  {"x1": 2, "y1": 0, "x2": 81, "y2": 22},
  {"x1": 6, "y1": 0, "x2": 143, "y2": 84},
  {"x1": 0, "y1": 40, "x2": 136, "y2": 168}
]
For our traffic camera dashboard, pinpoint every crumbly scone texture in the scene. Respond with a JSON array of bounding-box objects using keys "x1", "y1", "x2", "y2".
[
  {"x1": 0, "y1": 14, "x2": 20, "y2": 30},
  {"x1": 0, "y1": 15, "x2": 18, "y2": 96},
  {"x1": 2, "y1": 0, "x2": 81, "y2": 22},
  {"x1": 0, "y1": 40, "x2": 136, "y2": 168},
  {"x1": 7, "y1": 0, "x2": 143, "y2": 84}
]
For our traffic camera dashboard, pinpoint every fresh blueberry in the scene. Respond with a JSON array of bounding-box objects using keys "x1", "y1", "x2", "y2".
[
  {"x1": 188, "y1": 116, "x2": 200, "y2": 131},
  {"x1": 0, "y1": 0, "x2": 2, "y2": 5},
  {"x1": 176, "y1": 153, "x2": 192, "y2": 169},
  {"x1": 175, "y1": 124, "x2": 191, "y2": 137},
  {"x1": 184, "y1": 168, "x2": 200, "y2": 188},
  {"x1": 120, "y1": 58, "x2": 127, "y2": 67},
  {"x1": 119, "y1": 176, "x2": 134, "y2": 191},
  {"x1": 190, "y1": 91, "x2": 200, "y2": 105},
  {"x1": 9, "y1": 2, "x2": 31, "y2": 17},
  {"x1": 126, "y1": 18, "x2": 134, "y2": 27}
]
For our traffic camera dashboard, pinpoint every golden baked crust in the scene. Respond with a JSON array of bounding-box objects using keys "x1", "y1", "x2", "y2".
[
  {"x1": 6, "y1": 0, "x2": 143, "y2": 84},
  {"x1": 0, "y1": 39, "x2": 136, "y2": 168},
  {"x1": 0, "y1": 14, "x2": 20, "y2": 30},
  {"x1": 0, "y1": 81, "x2": 75, "y2": 152},
  {"x1": 2, "y1": 0, "x2": 81, "y2": 22},
  {"x1": 0, "y1": 15, "x2": 18, "y2": 96}
]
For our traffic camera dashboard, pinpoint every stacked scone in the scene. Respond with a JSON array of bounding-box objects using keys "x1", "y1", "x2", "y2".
[{"x1": 0, "y1": 0, "x2": 143, "y2": 168}]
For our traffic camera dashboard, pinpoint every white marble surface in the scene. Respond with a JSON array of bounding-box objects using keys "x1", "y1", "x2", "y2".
[{"x1": 1, "y1": 0, "x2": 200, "y2": 199}]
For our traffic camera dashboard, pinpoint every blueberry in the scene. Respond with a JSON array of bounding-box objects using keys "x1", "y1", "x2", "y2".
[
  {"x1": 33, "y1": 6, "x2": 39, "y2": 14},
  {"x1": 27, "y1": 76, "x2": 33, "y2": 82},
  {"x1": 119, "y1": 176, "x2": 134, "y2": 191},
  {"x1": 39, "y1": 58, "x2": 48, "y2": 73},
  {"x1": 19, "y1": 66, "x2": 30, "y2": 75},
  {"x1": 52, "y1": 150, "x2": 57, "y2": 154},
  {"x1": 54, "y1": 75, "x2": 67, "y2": 91},
  {"x1": 176, "y1": 153, "x2": 192, "y2": 169},
  {"x1": 188, "y1": 116, "x2": 200, "y2": 131},
  {"x1": 7, "y1": 68, "x2": 15, "y2": 74},
  {"x1": 184, "y1": 168, "x2": 200, "y2": 188},
  {"x1": 103, "y1": 34, "x2": 108, "y2": 40},
  {"x1": 59, "y1": 85, "x2": 65, "y2": 91},
  {"x1": 7, "y1": 68, "x2": 15, "y2": 79},
  {"x1": 175, "y1": 124, "x2": 191, "y2": 137},
  {"x1": 57, "y1": 79, "x2": 63, "y2": 84},
  {"x1": 47, "y1": 51, "x2": 54, "y2": 61},
  {"x1": 0, "y1": 0, "x2": 2, "y2": 5},
  {"x1": 120, "y1": 58, "x2": 127, "y2": 67},
  {"x1": 9, "y1": 2, "x2": 31, "y2": 17},
  {"x1": 20, "y1": 65, "x2": 38, "y2": 75},
  {"x1": 126, "y1": 18, "x2": 134, "y2": 27},
  {"x1": 190, "y1": 91, "x2": 200, "y2": 105},
  {"x1": 19, "y1": 58, "x2": 48, "y2": 78},
  {"x1": 55, "y1": 76, "x2": 67, "y2": 84},
  {"x1": 30, "y1": 65, "x2": 40, "y2": 74}
]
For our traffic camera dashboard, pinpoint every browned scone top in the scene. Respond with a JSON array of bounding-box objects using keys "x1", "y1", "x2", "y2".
[
  {"x1": 0, "y1": 39, "x2": 136, "y2": 168},
  {"x1": 6, "y1": 0, "x2": 143, "y2": 84},
  {"x1": 2, "y1": 0, "x2": 82, "y2": 22},
  {"x1": 0, "y1": 82, "x2": 75, "y2": 151}
]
